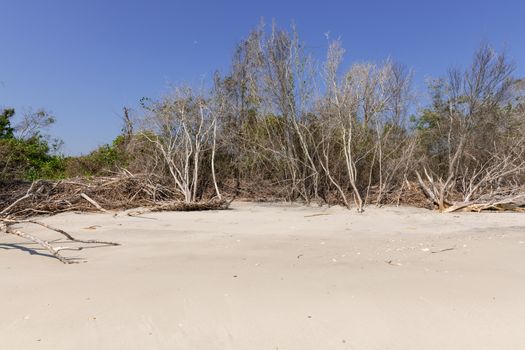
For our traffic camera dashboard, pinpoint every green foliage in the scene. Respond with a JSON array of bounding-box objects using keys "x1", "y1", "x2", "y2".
[
  {"x1": 0, "y1": 108, "x2": 15, "y2": 139},
  {"x1": 63, "y1": 136, "x2": 131, "y2": 177},
  {"x1": 412, "y1": 109, "x2": 441, "y2": 131},
  {"x1": 0, "y1": 108, "x2": 66, "y2": 180},
  {"x1": 0, "y1": 136, "x2": 66, "y2": 180},
  {"x1": 0, "y1": 107, "x2": 135, "y2": 180}
]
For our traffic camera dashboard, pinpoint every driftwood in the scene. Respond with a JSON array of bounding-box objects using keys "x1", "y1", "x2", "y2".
[
  {"x1": 416, "y1": 171, "x2": 525, "y2": 213},
  {"x1": 0, "y1": 181, "x2": 38, "y2": 216},
  {"x1": 443, "y1": 194, "x2": 525, "y2": 213},
  {"x1": 127, "y1": 198, "x2": 232, "y2": 217},
  {"x1": 0, "y1": 175, "x2": 177, "y2": 218},
  {"x1": 0, "y1": 175, "x2": 231, "y2": 263},
  {"x1": 80, "y1": 192, "x2": 109, "y2": 213},
  {"x1": 1, "y1": 218, "x2": 119, "y2": 264},
  {"x1": 150, "y1": 198, "x2": 231, "y2": 212}
]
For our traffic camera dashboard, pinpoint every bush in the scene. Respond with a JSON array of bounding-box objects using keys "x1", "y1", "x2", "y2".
[{"x1": 0, "y1": 136, "x2": 65, "y2": 180}]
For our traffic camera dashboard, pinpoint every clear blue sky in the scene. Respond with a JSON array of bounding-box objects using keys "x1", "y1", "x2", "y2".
[{"x1": 1, "y1": 0, "x2": 524, "y2": 155}]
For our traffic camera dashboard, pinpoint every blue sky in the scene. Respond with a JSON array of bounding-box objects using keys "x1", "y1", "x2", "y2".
[{"x1": 1, "y1": 0, "x2": 524, "y2": 155}]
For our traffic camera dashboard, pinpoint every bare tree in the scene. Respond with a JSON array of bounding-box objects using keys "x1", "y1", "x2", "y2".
[
  {"x1": 213, "y1": 26, "x2": 265, "y2": 195},
  {"x1": 140, "y1": 88, "x2": 220, "y2": 203},
  {"x1": 14, "y1": 108, "x2": 56, "y2": 140},
  {"x1": 258, "y1": 23, "x2": 320, "y2": 203}
]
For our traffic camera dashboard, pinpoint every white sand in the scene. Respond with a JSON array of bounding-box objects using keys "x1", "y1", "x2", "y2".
[{"x1": 1, "y1": 202, "x2": 525, "y2": 350}]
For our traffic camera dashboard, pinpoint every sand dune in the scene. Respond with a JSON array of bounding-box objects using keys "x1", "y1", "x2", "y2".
[{"x1": 1, "y1": 202, "x2": 525, "y2": 349}]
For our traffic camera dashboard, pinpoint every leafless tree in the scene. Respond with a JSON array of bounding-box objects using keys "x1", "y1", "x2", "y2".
[{"x1": 140, "y1": 88, "x2": 220, "y2": 203}]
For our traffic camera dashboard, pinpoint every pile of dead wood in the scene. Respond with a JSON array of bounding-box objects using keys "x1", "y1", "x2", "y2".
[
  {"x1": 440, "y1": 193, "x2": 525, "y2": 213},
  {"x1": 0, "y1": 175, "x2": 230, "y2": 264},
  {"x1": 415, "y1": 174, "x2": 525, "y2": 213},
  {"x1": 1, "y1": 175, "x2": 172, "y2": 218}
]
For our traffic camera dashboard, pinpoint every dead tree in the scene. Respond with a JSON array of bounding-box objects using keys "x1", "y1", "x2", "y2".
[
  {"x1": 213, "y1": 26, "x2": 265, "y2": 196},
  {"x1": 140, "y1": 88, "x2": 221, "y2": 203},
  {"x1": 259, "y1": 23, "x2": 321, "y2": 203}
]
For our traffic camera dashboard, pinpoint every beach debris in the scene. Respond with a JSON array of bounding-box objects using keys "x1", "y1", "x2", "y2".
[
  {"x1": 0, "y1": 176, "x2": 231, "y2": 264},
  {"x1": 0, "y1": 175, "x2": 231, "y2": 220},
  {"x1": 304, "y1": 213, "x2": 330, "y2": 218},
  {"x1": 1, "y1": 218, "x2": 119, "y2": 264},
  {"x1": 80, "y1": 193, "x2": 109, "y2": 213},
  {"x1": 416, "y1": 168, "x2": 525, "y2": 213},
  {"x1": 430, "y1": 247, "x2": 456, "y2": 254},
  {"x1": 82, "y1": 225, "x2": 101, "y2": 230}
]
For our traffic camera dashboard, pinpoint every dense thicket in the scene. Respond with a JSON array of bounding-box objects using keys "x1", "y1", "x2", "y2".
[
  {"x1": 2, "y1": 24, "x2": 525, "y2": 212},
  {"x1": 0, "y1": 108, "x2": 65, "y2": 180}
]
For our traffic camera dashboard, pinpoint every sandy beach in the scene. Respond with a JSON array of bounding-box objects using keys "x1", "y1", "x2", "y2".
[{"x1": 1, "y1": 202, "x2": 525, "y2": 349}]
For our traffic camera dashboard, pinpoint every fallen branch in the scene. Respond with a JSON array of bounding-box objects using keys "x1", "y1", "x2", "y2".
[
  {"x1": 129, "y1": 198, "x2": 232, "y2": 217},
  {"x1": 430, "y1": 247, "x2": 456, "y2": 254},
  {"x1": 23, "y1": 220, "x2": 119, "y2": 246},
  {"x1": 3, "y1": 222, "x2": 73, "y2": 264},
  {"x1": 0, "y1": 181, "x2": 38, "y2": 216},
  {"x1": 304, "y1": 213, "x2": 331, "y2": 218},
  {"x1": 1, "y1": 217, "x2": 120, "y2": 264},
  {"x1": 80, "y1": 192, "x2": 109, "y2": 213},
  {"x1": 443, "y1": 194, "x2": 525, "y2": 213}
]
